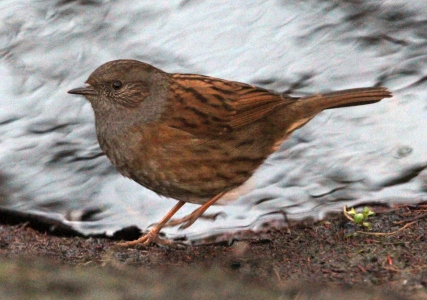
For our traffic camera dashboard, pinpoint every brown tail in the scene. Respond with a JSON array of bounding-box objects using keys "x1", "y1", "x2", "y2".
[
  {"x1": 282, "y1": 87, "x2": 392, "y2": 135},
  {"x1": 293, "y1": 87, "x2": 392, "y2": 119}
]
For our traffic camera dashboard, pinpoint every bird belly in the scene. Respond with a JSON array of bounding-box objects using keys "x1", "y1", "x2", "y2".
[{"x1": 128, "y1": 126, "x2": 271, "y2": 204}]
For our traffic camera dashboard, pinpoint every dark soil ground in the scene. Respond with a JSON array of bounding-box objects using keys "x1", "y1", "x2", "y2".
[{"x1": 1, "y1": 203, "x2": 427, "y2": 299}]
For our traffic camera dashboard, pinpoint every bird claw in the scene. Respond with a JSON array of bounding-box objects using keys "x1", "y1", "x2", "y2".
[{"x1": 117, "y1": 229, "x2": 179, "y2": 248}]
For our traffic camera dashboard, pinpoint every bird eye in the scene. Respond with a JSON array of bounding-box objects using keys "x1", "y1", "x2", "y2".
[{"x1": 112, "y1": 80, "x2": 122, "y2": 90}]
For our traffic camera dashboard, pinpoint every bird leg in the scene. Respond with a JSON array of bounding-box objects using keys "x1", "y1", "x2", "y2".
[
  {"x1": 164, "y1": 191, "x2": 226, "y2": 229},
  {"x1": 117, "y1": 191, "x2": 225, "y2": 247},
  {"x1": 117, "y1": 200, "x2": 185, "y2": 247}
]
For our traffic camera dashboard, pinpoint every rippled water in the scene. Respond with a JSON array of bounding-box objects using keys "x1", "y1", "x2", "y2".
[{"x1": 1, "y1": 0, "x2": 426, "y2": 242}]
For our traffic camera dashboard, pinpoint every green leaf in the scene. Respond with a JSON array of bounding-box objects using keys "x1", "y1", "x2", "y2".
[{"x1": 354, "y1": 213, "x2": 364, "y2": 224}]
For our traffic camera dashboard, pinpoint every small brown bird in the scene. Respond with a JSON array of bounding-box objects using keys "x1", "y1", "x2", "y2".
[{"x1": 68, "y1": 59, "x2": 392, "y2": 247}]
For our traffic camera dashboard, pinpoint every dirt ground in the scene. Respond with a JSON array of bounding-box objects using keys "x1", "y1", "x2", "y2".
[{"x1": 1, "y1": 203, "x2": 426, "y2": 299}]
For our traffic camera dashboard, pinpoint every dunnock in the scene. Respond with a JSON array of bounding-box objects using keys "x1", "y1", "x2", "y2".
[{"x1": 68, "y1": 59, "x2": 392, "y2": 247}]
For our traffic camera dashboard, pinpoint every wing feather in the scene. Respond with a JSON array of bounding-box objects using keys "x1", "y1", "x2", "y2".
[{"x1": 165, "y1": 74, "x2": 294, "y2": 136}]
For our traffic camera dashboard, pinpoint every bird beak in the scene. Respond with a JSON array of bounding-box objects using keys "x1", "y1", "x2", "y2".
[{"x1": 68, "y1": 84, "x2": 97, "y2": 96}]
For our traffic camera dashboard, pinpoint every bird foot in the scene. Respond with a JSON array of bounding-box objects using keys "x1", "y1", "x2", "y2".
[{"x1": 116, "y1": 228, "x2": 178, "y2": 248}]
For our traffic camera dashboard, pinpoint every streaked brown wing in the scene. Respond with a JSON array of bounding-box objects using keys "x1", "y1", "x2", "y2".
[{"x1": 165, "y1": 73, "x2": 295, "y2": 136}]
